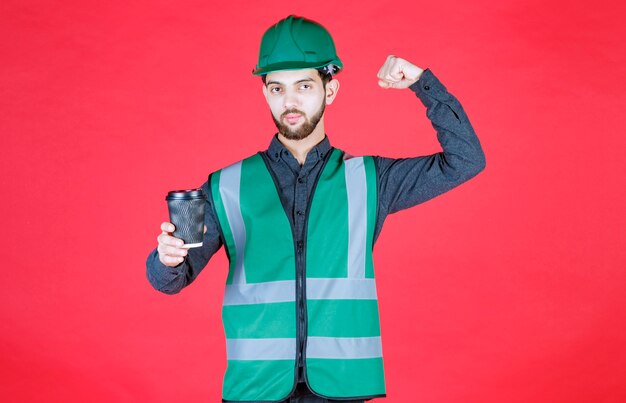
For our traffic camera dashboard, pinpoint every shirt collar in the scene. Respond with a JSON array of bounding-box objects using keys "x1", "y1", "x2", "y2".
[{"x1": 267, "y1": 134, "x2": 332, "y2": 163}]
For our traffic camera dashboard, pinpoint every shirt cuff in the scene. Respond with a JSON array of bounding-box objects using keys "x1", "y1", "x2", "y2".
[
  {"x1": 408, "y1": 68, "x2": 454, "y2": 105},
  {"x1": 409, "y1": 68, "x2": 435, "y2": 93}
]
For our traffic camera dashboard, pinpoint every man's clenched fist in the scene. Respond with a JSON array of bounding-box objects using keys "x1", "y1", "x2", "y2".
[{"x1": 377, "y1": 55, "x2": 424, "y2": 89}]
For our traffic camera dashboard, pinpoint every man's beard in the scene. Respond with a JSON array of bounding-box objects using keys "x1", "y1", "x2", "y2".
[{"x1": 272, "y1": 101, "x2": 326, "y2": 141}]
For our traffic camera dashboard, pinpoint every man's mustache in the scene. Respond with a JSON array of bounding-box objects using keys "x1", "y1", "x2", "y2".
[{"x1": 281, "y1": 109, "x2": 305, "y2": 119}]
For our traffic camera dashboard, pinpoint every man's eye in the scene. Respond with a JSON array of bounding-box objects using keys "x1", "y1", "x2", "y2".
[
  {"x1": 300, "y1": 84, "x2": 311, "y2": 90},
  {"x1": 270, "y1": 87, "x2": 282, "y2": 93}
]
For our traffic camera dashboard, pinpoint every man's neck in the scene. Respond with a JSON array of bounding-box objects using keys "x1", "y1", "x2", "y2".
[{"x1": 277, "y1": 123, "x2": 326, "y2": 165}]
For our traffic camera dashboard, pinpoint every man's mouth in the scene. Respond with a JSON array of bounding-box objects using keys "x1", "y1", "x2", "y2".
[{"x1": 284, "y1": 113, "x2": 302, "y2": 124}]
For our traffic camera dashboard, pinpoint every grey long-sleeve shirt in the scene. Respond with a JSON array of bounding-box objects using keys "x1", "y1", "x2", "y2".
[{"x1": 146, "y1": 68, "x2": 486, "y2": 296}]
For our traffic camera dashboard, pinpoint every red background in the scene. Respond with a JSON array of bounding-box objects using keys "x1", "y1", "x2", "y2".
[{"x1": 2, "y1": 0, "x2": 625, "y2": 402}]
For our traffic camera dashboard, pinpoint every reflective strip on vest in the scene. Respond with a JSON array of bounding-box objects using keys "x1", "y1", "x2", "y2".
[
  {"x1": 226, "y1": 338, "x2": 296, "y2": 360},
  {"x1": 223, "y1": 280, "x2": 295, "y2": 306},
  {"x1": 218, "y1": 161, "x2": 246, "y2": 285},
  {"x1": 345, "y1": 157, "x2": 367, "y2": 279},
  {"x1": 225, "y1": 336, "x2": 382, "y2": 360},
  {"x1": 223, "y1": 278, "x2": 378, "y2": 306},
  {"x1": 307, "y1": 336, "x2": 382, "y2": 359}
]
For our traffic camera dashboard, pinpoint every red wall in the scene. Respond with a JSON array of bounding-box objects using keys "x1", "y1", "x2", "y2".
[{"x1": 2, "y1": 0, "x2": 625, "y2": 402}]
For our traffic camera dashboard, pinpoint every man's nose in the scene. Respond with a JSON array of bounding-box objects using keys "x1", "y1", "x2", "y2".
[{"x1": 283, "y1": 90, "x2": 299, "y2": 109}]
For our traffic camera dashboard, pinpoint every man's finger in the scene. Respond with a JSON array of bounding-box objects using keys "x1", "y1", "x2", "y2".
[
  {"x1": 387, "y1": 68, "x2": 404, "y2": 82},
  {"x1": 377, "y1": 62, "x2": 391, "y2": 80},
  {"x1": 158, "y1": 233, "x2": 184, "y2": 247},
  {"x1": 378, "y1": 79, "x2": 391, "y2": 88},
  {"x1": 158, "y1": 244, "x2": 188, "y2": 257},
  {"x1": 161, "y1": 254, "x2": 185, "y2": 266},
  {"x1": 376, "y1": 67, "x2": 386, "y2": 81},
  {"x1": 204, "y1": 225, "x2": 207, "y2": 234},
  {"x1": 377, "y1": 55, "x2": 396, "y2": 77},
  {"x1": 161, "y1": 222, "x2": 175, "y2": 233}
]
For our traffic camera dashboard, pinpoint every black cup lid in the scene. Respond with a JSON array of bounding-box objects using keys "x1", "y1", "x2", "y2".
[{"x1": 165, "y1": 188, "x2": 207, "y2": 201}]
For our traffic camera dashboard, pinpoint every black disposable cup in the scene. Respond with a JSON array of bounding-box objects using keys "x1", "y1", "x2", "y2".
[{"x1": 165, "y1": 189, "x2": 206, "y2": 248}]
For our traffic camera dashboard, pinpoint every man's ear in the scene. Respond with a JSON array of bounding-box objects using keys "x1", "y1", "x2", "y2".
[{"x1": 325, "y1": 79, "x2": 340, "y2": 105}]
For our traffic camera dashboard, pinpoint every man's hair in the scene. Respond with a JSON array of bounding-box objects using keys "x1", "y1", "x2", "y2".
[{"x1": 261, "y1": 68, "x2": 333, "y2": 87}]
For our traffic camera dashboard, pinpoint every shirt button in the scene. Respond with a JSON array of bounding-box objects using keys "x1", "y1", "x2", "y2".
[
  {"x1": 298, "y1": 178, "x2": 304, "y2": 183},
  {"x1": 296, "y1": 210, "x2": 304, "y2": 216},
  {"x1": 424, "y1": 85, "x2": 430, "y2": 90}
]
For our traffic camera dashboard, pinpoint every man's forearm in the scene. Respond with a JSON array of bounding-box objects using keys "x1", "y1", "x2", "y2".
[
  {"x1": 410, "y1": 68, "x2": 486, "y2": 180},
  {"x1": 146, "y1": 250, "x2": 192, "y2": 294},
  {"x1": 375, "y1": 68, "x2": 486, "y2": 224}
]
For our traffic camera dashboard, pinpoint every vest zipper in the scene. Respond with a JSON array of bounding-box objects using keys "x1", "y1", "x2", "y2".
[
  {"x1": 296, "y1": 239, "x2": 305, "y2": 374},
  {"x1": 298, "y1": 150, "x2": 334, "y2": 390},
  {"x1": 259, "y1": 148, "x2": 335, "y2": 390}
]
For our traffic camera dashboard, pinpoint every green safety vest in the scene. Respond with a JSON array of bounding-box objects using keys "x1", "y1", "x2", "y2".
[{"x1": 209, "y1": 148, "x2": 386, "y2": 401}]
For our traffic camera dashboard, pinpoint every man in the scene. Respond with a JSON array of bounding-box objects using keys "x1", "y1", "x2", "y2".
[{"x1": 147, "y1": 15, "x2": 485, "y2": 403}]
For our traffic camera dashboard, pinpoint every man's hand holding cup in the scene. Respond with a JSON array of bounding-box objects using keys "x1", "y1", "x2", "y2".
[
  {"x1": 158, "y1": 222, "x2": 188, "y2": 267},
  {"x1": 158, "y1": 188, "x2": 208, "y2": 267}
]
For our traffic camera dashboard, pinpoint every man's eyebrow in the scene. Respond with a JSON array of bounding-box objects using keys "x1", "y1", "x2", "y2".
[
  {"x1": 295, "y1": 78, "x2": 315, "y2": 84},
  {"x1": 266, "y1": 78, "x2": 316, "y2": 86}
]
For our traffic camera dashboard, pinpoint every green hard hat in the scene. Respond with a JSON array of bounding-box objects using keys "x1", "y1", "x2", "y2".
[{"x1": 252, "y1": 15, "x2": 343, "y2": 76}]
